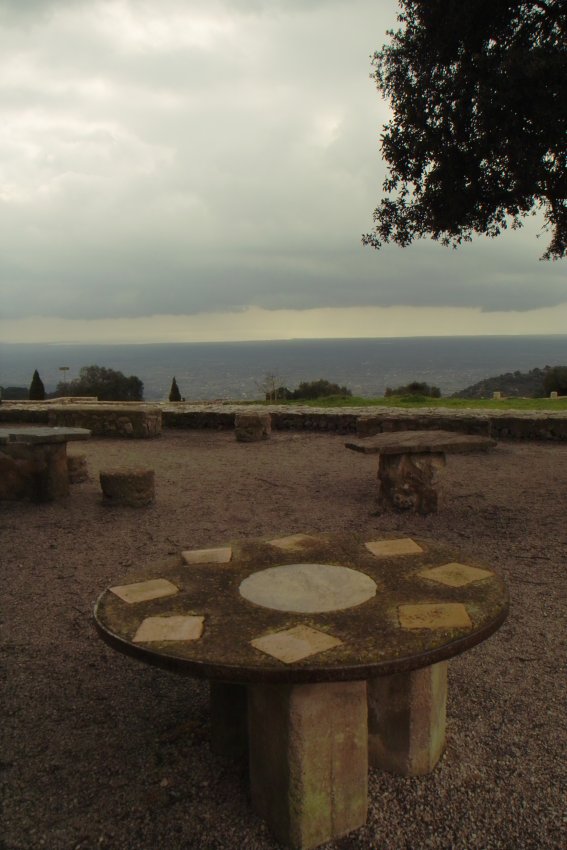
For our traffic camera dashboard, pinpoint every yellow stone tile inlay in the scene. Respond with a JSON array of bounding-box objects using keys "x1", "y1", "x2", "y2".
[
  {"x1": 109, "y1": 578, "x2": 179, "y2": 604},
  {"x1": 133, "y1": 615, "x2": 205, "y2": 643},
  {"x1": 419, "y1": 562, "x2": 494, "y2": 587},
  {"x1": 268, "y1": 533, "x2": 320, "y2": 551},
  {"x1": 251, "y1": 625, "x2": 342, "y2": 664},
  {"x1": 365, "y1": 538, "x2": 423, "y2": 557},
  {"x1": 182, "y1": 546, "x2": 232, "y2": 565},
  {"x1": 398, "y1": 603, "x2": 472, "y2": 630}
]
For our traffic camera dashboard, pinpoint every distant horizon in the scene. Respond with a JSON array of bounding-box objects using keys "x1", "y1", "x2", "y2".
[{"x1": 3, "y1": 331, "x2": 567, "y2": 348}]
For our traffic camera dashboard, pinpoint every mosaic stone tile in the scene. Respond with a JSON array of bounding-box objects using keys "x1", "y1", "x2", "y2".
[
  {"x1": 182, "y1": 546, "x2": 232, "y2": 564},
  {"x1": 133, "y1": 615, "x2": 205, "y2": 643},
  {"x1": 250, "y1": 625, "x2": 342, "y2": 664},
  {"x1": 109, "y1": 578, "x2": 179, "y2": 604},
  {"x1": 398, "y1": 603, "x2": 472, "y2": 630},
  {"x1": 268, "y1": 533, "x2": 320, "y2": 551},
  {"x1": 419, "y1": 562, "x2": 494, "y2": 587},
  {"x1": 365, "y1": 538, "x2": 423, "y2": 557}
]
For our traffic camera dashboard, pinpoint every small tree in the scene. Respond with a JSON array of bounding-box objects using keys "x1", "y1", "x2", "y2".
[
  {"x1": 385, "y1": 381, "x2": 441, "y2": 398},
  {"x1": 29, "y1": 369, "x2": 46, "y2": 401},
  {"x1": 169, "y1": 376, "x2": 182, "y2": 402}
]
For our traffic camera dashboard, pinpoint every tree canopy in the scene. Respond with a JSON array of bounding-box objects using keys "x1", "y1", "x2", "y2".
[
  {"x1": 364, "y1": 1, "x2": 566, "y2": 259},
  {"x1": 57, "y1": 365, "x2": 144, "y2": 401}
]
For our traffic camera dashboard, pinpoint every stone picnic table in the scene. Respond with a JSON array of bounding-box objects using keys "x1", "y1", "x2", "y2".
[
  {"x1": 94, "y1": 531, "x2": 508, "y2": 850},
  {"x1": 0, "y1": 426, "x2": 91, "y2": 501},
  {"x1": 345, "y1": 429, "x2": 497, "y2": 514}
]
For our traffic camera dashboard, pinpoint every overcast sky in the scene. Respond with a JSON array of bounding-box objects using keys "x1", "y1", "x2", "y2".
[{"x1": 1, "y1": 0, "x2": 565, "y2": 344}]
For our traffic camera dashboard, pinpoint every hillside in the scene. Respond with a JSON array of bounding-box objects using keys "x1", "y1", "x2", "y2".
[{"x1": 453, "y1": 367, "x2": 549, "y2": 399}]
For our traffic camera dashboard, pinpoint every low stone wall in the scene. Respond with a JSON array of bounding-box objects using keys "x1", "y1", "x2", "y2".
[
  {"x1": 3, "y1": 402, "x2": 567, "y2": 440},
  {"x1": 47, "y1": 405, "x2": 162, "y2": 438}
]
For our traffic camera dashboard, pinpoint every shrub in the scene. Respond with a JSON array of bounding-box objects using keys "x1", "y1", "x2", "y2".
[
  {"x1": 543, "y1": 366, "x2": 567, "y2": 396},
  {"x1": 385, "y1": 381, "x2": 441, "y2": 398},
  {"x1": 290, "y1": 379, "x2": 352, "y2": 400}
]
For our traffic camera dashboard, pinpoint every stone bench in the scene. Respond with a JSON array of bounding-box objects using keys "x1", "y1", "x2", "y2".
[
  {"x1": 346, "y1": 429, "x2": 497, "y2": 514},
  {"x1": 99, "y1": 467, "x2": 155, "y2": 506}
]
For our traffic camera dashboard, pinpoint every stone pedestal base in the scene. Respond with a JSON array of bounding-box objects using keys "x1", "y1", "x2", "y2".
[
  {"x1": 0, "y1": 442, "x2": 69, "y2": 501},
  {"x1": 209, "y1": 682, "x2": 248, "y2": 758},
  {"x1": 377, "y1": 451, "x2": 446, "y2": 514},
  {"x1": 368, "y1": 662, "x2": 447, "y2": 775},
  {"x1": 99, "y1": 467, "x2": 155, "y2": 506},
  {"x1": 67, "y1": 453, "x2": 88, "y2": 483},
  {"x1": 234, "y1": 412, "x2": 271, "y2": 442},
  {"x1": 248, "y1": 681, "x2": 368, "y2": 850}
]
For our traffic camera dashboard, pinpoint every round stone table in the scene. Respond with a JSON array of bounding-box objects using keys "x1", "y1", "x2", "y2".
[{"x1": 94, "y1": 532, "x2": 508, "y2": 850}]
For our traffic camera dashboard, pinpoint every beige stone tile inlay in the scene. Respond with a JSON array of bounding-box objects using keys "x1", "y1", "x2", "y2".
[
  {"x1": 133, "y1": 615, "x2": 205, "y2": 643},
  {"x1": 182, "y1": 546, "x2": 232, "y2": 564},
  {"x1": 365, "y1": 538, "x2": 424, "y2": 557},
  {"x1": 419, "y1": 562, "x2": 494, "y2": 587},
  {"x1": 268, "y1": 533, "x2": 320, "y2": 551},
  {"x1": 250, "y1": 625, "x2": 342, "y2": 664},
  {"x1": 109, "y1": 578, "x2": 179, "y2": 604},
  {"x1": 398, "y1": 603, "x2": 472, "y2": 630}
]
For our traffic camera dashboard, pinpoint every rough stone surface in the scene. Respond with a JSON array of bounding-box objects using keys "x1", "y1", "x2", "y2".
[
  {"x1": 99, "y1": 467, "x2": 155, "y2": 506},
  {"x1": 377, "y1": 451, "x2": 446, "y2": 514},
  {"x1": 368, "y1": 662, "x2": 447, "y2": 776},
  {"x1": 209, "y1": 682, "x2": 248, "y2": 758},
  {"x1": 47, "y1": 405, "x2": 162, "y2": 438},
  {"x1": 248, "y1": 681, "x2": 368, "y2": 849},
  {"x1": 0, "y1": 442, "x2": 69, "y2": 501},
  {"x1": 67, "y1": 452, "x2": 88, "y2": 483},
  {"x1": 234, "y1": 412, "x2": 271, "y2": 442}
]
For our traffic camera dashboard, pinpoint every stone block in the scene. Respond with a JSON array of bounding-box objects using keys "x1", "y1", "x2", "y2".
[
  {"x1": 209, "y1": 682, "x2": 248, "y2": 758},
  {"x1": 368, "y1": 661, "x2": 447, "y2": 776},
  {"x1": 0, "y1": 442, "x2": 68, "y2": 501},
  {"x1": 99, "y1": 467, "x2": 155, "y2": 506},
  {"x1": 67, "y1": 452, "x2": 88, "y2": 483},
  {"x1": 234, "y1": 412, "x2": 271, "y2": 442},
  {"x1": 248, "y1": 680, "x2": 367, "y2": 849}
]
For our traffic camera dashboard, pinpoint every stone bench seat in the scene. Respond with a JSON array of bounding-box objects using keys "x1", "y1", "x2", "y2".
[{"x1": 346, "y1": 429, "x2": 497, "y2": 514}]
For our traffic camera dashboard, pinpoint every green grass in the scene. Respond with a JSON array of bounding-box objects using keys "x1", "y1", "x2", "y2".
[{"x1": 249, "y1": 395, "x2": 567, "y2": 411}]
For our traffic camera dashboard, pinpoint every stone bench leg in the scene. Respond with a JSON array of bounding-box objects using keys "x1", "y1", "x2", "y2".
[
  {"x1": 377, "y1": 451, "x2": 446, "y2": 514},
  {"x1": 248, "y1": 681, "x2": 368, "y2": 850},
  {"x1": 209, "y1": 682, "x2": 248, "y2": 758},
  {"x1": 368, "y1": 661, "x2": 447, "y2": 776}
]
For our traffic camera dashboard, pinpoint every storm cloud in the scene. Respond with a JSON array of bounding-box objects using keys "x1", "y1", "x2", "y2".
[{"x1": 0, "y1": 0, "x2": 565, "y2": 332}]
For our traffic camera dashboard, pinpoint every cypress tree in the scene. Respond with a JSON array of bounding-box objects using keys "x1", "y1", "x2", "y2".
[
  {"x1": 169, "y1": 376, "x2": 181, "y2": 402},
  {"x1": 29, "y1": 369, "x2": 46, "y2": 401}
]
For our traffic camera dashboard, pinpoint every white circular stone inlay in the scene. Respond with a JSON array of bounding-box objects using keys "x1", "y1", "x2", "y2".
[{"x1": 239, "y1": 563, "x2": 377, "y2": 613}]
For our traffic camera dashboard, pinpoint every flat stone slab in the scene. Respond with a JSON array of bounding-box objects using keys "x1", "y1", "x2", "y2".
[
  {"x1": 250, "y1": 625, "x2": 343, "y2": 663},
  {"x1": 94, "y1": 533, "x2": 509, "y2": 684},
  {"x1": 0, "y1": 426, "x2": 91, "y2": 445},
  {"x1": 345, "y1": 430, "x2": 497, "y2": 455},
  {"x1": 239, "y1": 563, "x2": 377, "y2": 613}
]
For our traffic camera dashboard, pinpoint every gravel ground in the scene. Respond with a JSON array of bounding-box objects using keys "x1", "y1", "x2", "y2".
[{"x1": 1, "y1": 428, "x2": 566, "y2": 850}]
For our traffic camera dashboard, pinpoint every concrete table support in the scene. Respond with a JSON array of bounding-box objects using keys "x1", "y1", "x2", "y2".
[
  {"x1": 0, "y1": 426, "x2": 91, "y2": 502},
  {"x1": 209, "y1": 682, "x2": 248, "y2": 758},
  {"x1": 368, "y1": 661, "x2": 448, "y2": 775},
  {"x1": 248, "y1": 681, "x2": 368, "y2": 850},
  {"x1": 94, "y1": 532, "x2": 508, "y2": 850}
]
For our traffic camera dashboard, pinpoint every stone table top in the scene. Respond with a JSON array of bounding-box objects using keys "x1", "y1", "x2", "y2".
[
  {"x1": 345, "y1": 430, "x2": 497, "y2": 455},
  {"x1": 94, "y1": 532, "x2": 508, "y2": 684},
  {"x1": 0, "y1": 426, "x2": 91, "y2": 445}
]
